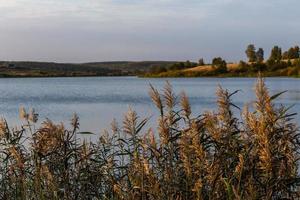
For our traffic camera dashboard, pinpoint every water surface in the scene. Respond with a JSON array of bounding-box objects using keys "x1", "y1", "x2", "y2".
[{"x1": 0, "y1": 77, "x2": 299, "y2": 134}]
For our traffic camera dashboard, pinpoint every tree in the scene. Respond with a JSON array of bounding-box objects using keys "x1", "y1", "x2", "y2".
[
  {"x1": 269, "y1": 46, "x2": 282, "y2": 62},
  {"x1": 283, "y1": 46, "x2": 299, "y2": 59},
  {"x1": 169, "y1": 62, "x2": 185, "y2": 71},
  {"x1": 294, "y1": 46, "x2": 300, "y2": 58},
  {"x1": 294, "y1": 58, "x2": 300, "y2": 67},
  {"x1": 237, "y1": 60, "x2": 249, "y2": 72},
  {"x1": 245, "y1": 44, "x2": 257, "y2": 62},
  {"x1": 198, "y1": 58, "x2": 205, "y2": 66},
  {"x1": 212, "y1": 57, "x2": 227, "y2": 73},
  {"x1": 282, "y1": 51, "x2": 289, "y2": 59},
  {"x1": 287, "y1": 46, "x2": 299, "y2": 59},
  {"x1": 185, "y1": 60, "x2": 192, "y2": 68},
  {"x1": 256, "y1": 48, "x2": 264, "y2": 63}
]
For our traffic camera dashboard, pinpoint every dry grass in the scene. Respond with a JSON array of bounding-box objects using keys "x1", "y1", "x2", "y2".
[
  {"x1": 0, "y1": 77, "x2": 299, "y2": 199},
  {"x1": 183, "y1": 60, "x2": 297, "y2": 74},
  {"x1": 184, "y1": 63, "x2": 240, "y2": 73}
]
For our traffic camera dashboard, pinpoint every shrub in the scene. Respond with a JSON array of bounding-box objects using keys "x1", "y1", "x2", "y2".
[
  {"x1": 294, "y1": 59, "x2": 300, "y2": 67},
  {"x1": 250, "y1": 62, "x2": 267, "y2": 72},
  {"x1": 267, "y1": 60, "x2": 289, "y2": 71},
  {"x1": 236, "y1": 60, "x2": 249, "y2": 73},
  {"x1": 212, "y1": 57, "x2": 227, "y2": 74}
]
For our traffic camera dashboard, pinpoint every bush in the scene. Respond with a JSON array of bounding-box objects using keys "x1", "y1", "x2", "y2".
[
  {"x1": 168, "y1": 61, "x2": 197, "y2": 71},
  {"x1": 0, "y1": 78, "x2": 299, "y2": 199},
  {"x1": 286, "y1": 67, "x2": 299, "y2": 76},
  {"x1": 236, "y1": 60, "x2": 249, "y2": 72},
  {"x1": 212, "y1": 57, "x2": 227, "y2": 74},
  {"x1": 250, "y1": 62, "x2": 267, "y2": 72},
  {"x1": 267, "y1": 60, "x2": 289, "y2": 71},
  {"x1": 294, "y1": 59, "x2": 300, "y2": 67}
]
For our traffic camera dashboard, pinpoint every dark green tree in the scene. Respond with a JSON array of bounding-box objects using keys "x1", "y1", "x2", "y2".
[
  {"x1": 269, "y1": 46, "x2": 282, "y2": 62},
  {"x1": 212, "y1": 57, "x2": 227, "y2": 73},
  {"x1": 169, "y1": 62, "x2": 185, "y2": 71},
  {"x1": 185, "y1": 60, "x2": 192, "y2": 68},
  {"x1": 245, "y1": 44, "x2": 257, "y2": 62},
  {"x1": 294, "y1": 46, "x2": 300, "y2": 58},
  {"x1": 288, "y1": 46, "x2": 299, "y2": 59},
  {"x1": 256, "y1": 48, "x2": 264, "y2": 63},
  {"x1": 198, "y1": 58, "x2": 205, "y2": 66},
  {"x1": 283, "y1": 46, "x2": 299, "y2": 59},
  {"x1": 282, "y1": 51, "x2": 289, "y2": 59},
  {"x1": 237, "y1": 60, "x2": 249, "y2": 72}
]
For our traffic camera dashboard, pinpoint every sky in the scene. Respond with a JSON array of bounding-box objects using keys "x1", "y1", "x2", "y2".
[{"x1": 0, "y1": 0, "x2": 299, "y2": 63}]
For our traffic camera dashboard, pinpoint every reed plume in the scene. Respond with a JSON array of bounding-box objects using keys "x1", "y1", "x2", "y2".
[{"x1": 0, "y1": 77, "x2": 298, "y2": 199}]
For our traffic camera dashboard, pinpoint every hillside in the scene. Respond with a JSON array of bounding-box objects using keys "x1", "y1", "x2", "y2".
[
  {"x1": 184, "y1": 63, "x2": 239, "y2": 73},
  {"x1": 0, "y1": 61, "x2": 177, "y2": 77}
]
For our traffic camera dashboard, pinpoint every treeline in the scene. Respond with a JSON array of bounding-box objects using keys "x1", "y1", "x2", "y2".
[
  {"x1": 149, "y1": 60, "x2": 198, "y2": 74},
  {"x1": 237, "y1": 44, "x2": 300, "y2": 75},
  {"x1": 245, "y1": 44, "x2": 299, "y2": 62}
]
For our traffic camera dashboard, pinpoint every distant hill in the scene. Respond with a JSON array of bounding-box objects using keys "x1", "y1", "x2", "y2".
[
  {"x1": 0, "y1": 61, "x2": 178, "y2": 77},
  {"x1": 84, "y1": 61, "x2": 178, "y2": 73}
]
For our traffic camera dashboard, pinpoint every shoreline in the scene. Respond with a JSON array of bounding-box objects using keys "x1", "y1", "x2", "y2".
[
  {"x1": 140, "y1": 74, "x2": 300, "y2": 78},
  {"x1": 0, "y1": 74, "x2": 298, "y2": 79}
]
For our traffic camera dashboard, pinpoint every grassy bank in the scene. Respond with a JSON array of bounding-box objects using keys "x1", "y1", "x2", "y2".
[
  {"x1": 142, "y1": 62, "x2": 300, "y2": 78},
  {"x1": 143, "y1": 45, "x2": 300, "y2": 78},
  {"x1": 0, "y1": 77, "x2": 299, "y2": 199}
]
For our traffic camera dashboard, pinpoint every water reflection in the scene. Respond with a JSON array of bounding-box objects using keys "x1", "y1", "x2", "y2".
[{"x1": 0, "y1": 77, "x2": 299, "y2": 133}]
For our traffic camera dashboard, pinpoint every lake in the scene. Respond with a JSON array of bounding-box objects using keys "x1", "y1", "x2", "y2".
[{"x1": 0, "y1": 77, "x2": 299, "y2": 135}]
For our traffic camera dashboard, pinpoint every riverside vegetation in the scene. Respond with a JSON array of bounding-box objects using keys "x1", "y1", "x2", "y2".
[
  {"x1": 144, "y1": 44, "x2": 300, "y2": 77},
  {"x1": 2, "y1": 45, "x2": 300, "y2": 78},
  {"x1": 0, "y1": 77, "x2": 299, "y2": 199}
]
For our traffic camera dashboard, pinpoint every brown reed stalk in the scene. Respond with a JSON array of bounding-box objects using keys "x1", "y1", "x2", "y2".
[{"x1": 0, "y1": 77, "x2": 298, "y2": 200}]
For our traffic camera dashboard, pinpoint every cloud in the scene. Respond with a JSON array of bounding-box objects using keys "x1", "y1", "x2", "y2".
[
  {"x1": 0, "y1": 0, "x2": 299, "y2": 62},
  {"x1": 0, "y1": 0, "x2": 218, "y2": 25}
]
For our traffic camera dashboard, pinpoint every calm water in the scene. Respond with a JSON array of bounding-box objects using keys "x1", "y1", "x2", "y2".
[{"x1": 0, "y1": 77, "x2": 299, "y2": 134}]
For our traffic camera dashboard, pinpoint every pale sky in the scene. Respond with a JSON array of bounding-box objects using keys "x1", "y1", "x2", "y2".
[{"x1": 0, "y1": 0, "x2": 299, "y2": 63}]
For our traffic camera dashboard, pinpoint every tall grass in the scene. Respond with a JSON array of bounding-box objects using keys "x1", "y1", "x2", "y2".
[{"x1": 0, "y1": 77, "x2": 299, "y2": 199}]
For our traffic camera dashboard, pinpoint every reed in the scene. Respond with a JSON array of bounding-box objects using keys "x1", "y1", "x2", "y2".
[{"x1": 0, "y1": 77, "x2": 299, "y2": 199}]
